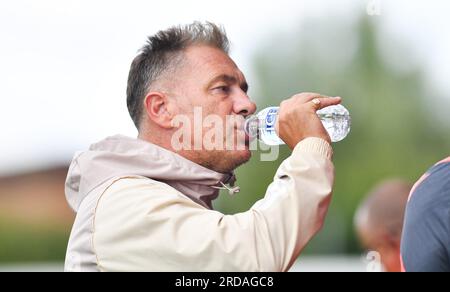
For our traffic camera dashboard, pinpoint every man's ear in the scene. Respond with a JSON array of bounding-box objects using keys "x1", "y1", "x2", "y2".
[{"x1": 143, "y1": 92, "x2": 175, "y2": 129}]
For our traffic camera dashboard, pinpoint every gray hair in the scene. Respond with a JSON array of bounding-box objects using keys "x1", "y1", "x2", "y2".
[{"x1": 126, "y1": 21, "x2": 230, "y2": 130}]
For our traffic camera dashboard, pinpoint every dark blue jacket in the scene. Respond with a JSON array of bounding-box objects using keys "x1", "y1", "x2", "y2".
[{"x1": 401, "y1": 157, "x2": 450, "y2": 272}]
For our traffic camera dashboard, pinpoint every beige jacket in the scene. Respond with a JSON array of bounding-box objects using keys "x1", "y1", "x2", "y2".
[{"x1": 64, "y1": 135, "x2": 334, "y2": 272}]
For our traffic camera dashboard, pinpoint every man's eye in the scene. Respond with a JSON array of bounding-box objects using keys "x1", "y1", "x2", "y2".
[{"x1": 213, "y1": 86, "x2": 230, "y2": 94}]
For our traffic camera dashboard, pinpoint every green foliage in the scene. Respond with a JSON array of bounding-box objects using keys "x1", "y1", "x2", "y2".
[{"x1": 0, "y1": 217, "x2": 70, "y2": 263}]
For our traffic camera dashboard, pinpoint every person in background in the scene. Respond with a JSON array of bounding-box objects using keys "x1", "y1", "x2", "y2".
[
  {"x1": 401, "y1": 157, "x2": 450, "y2": 272},
  {"x1": 354, "y1": 179, "x2": 412, "y2": 272}
]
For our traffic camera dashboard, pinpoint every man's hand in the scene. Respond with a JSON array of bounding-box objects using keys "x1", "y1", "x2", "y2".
[{"x1": 275, "y1": 93, "x2": 342, "y2": 149}]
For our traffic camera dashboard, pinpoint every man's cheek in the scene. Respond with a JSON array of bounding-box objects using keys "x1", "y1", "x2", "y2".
[{"x1": 202, "y1": 117, "x2": 224, "y2": 151}]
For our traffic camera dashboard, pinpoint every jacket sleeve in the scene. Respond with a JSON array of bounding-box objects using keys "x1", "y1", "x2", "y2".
[{"x1": 93, "y1": 137, "x2": 335, "y2": 272}]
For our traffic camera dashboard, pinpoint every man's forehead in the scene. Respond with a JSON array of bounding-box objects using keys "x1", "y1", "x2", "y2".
[
  {"x1": 208, "y1": 71, "x2": 247, "y2": 85},
  {"x1": 184, "y1": 45, "x2": 246, "y2": 81}
]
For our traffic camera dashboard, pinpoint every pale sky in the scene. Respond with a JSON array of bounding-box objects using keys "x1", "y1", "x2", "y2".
[{"x1": 0, "y1": 0, "x2": 449, "y2": 175}]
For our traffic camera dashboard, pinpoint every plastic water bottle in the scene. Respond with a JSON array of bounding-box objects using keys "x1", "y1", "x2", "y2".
[{"x1": 244, "y1": 104, "x2": 351, "y2": 145}]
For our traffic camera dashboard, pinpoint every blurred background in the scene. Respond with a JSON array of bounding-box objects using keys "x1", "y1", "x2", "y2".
[{"x1": 1, "y1": 0, "x2": 449, "y2": 271}]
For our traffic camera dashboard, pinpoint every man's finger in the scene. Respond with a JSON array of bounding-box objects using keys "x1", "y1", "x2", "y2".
[
  {"x1": 310, "y1": 97, "x2": 342, "y2": 110},
  {"x1": 295, "y1": 92, "x2": 330, "y2": 103}
]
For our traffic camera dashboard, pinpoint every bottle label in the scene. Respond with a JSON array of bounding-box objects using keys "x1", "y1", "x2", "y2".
[{"x1": 265, "y1": 108, "x2": 278, "y2": 130}]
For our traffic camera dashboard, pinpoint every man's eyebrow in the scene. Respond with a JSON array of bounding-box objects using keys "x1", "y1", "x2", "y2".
[{"x1": 207, "y1": 74, "x2": 249, "y2": 93}]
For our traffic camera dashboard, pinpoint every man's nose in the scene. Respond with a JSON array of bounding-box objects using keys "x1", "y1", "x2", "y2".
[{"x1": 233, "y1": 94, "x2": 257, "y2": 118}]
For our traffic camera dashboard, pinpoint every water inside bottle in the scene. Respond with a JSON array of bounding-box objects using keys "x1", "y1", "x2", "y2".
[{"x1": 317, "y1": 105, "x2": 351, "y2": 143}]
